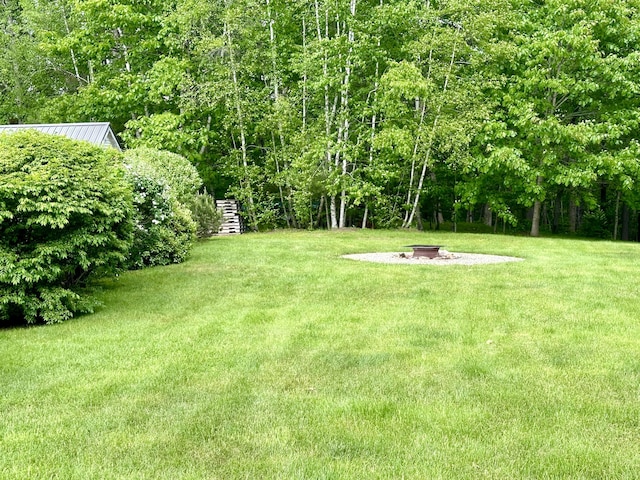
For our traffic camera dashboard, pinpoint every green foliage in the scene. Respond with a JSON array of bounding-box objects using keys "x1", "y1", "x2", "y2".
[
  {"x1": 473, "y1": 0, "x2": 640, "y2": 236},
  {"x1": 189, "y1": 190, "x2": 222, "y2": 238},
  {"x1": 124, "y1": 147, "x2": 202, "y2": 205},
  {"x1": 0, "y1": 0, "x2": 60, "y2": 123},
  {"x1": 123, "y1": 163, "x2": 196, "y2": 269},
  {"x1": 124, "y1": 147, "x2": 222, "y2": 240},
  {"x1": 4, "y1": 0, "x2": 640, "y2": 236},
  {"x1": 579, "y1": 209, "x2": 610, "y2": 239},
  {"x1": 0, "y1": 130, "x2": 133, "y2": 324}
]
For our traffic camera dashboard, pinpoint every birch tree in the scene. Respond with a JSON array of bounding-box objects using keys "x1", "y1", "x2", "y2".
[{"x1": 373, "y1": 1, "x2": 487, "y2": 228}]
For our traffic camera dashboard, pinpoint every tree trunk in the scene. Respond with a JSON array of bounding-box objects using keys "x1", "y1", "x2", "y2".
[
  {"x1": 226, "y1": 20, "x2": 257, "y2": 231},
  {"x1": 266, "y1": 0, "x2": 296, "y2": 228},
  {"x1": 433, "y1": 203, "x2": 443, "y2": 230},
  {"x1": 531, "y1": 200, "x2": 542, "y2": 237},
  {"x1": 336, "y1": 0, "x2": 357, "y2": 229},
  {"x1": 270, "y1": 133, "x2": 290, "y2": 228},
  {"x1": 403, "y1": 38, "x2": 434, "y2": 227},
  {"x1": 325, "y1": 195, "x2": 331, "y2": 229},
  {"x1": 613, "y1": 190, "x2": 621, "y2": 240},
  {"x1": 530, "y1": 176, "x2": 543, "y2": 237},
  {"x1": 622, "y1": 203, "x2": 629, "y2": 241},
  {"x1": 403, "y1": 100, "x2": 427, "y2": 226},
  {"x1": 364, "y1": 2, "x2": 382, "y2": 231},
  {"x1": 330, "y1": 196, "x2": 338, "y2": 229},
  {"x1": 302, "y1": 17, "x2": 308, "y2": 132},
  {"x1": 57, "y1": 0, "x2": 86, "y2": 84},
  {"x1": 569, "y1": 197, "x2": 578, "y2": 233},
  {"x1": 361, "y1": 205, "x2": 368, "y2": 229},
  {"x1": 483, "y1": 204, "x2": 492, "y2": 227},
  {"x1": 315, "y1": 195, "x2": 325, "y2": 228},
  {"x1": 552, "y1": 191, "x2": 562, "y2": 234},
  {"x1": 315, "y1": 0, "x2": 338, "y2": 230},
  {"x1": 199, "y1": 115, "x2": 212, "y2": 156}
]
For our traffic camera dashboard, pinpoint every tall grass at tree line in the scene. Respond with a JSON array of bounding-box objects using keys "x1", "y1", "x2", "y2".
[{"x1": 2, "y1": 230, "x2": 640, "y2": 479}]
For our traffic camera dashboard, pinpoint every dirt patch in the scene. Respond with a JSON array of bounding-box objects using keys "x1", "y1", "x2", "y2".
[{"x1": 341, "y1": 250, "x2": 524, "y2": 266}]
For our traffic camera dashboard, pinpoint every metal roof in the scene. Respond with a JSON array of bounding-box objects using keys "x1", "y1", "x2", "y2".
[{"x1": 0, "y1": 122, "x2": 121, "y2": 151}]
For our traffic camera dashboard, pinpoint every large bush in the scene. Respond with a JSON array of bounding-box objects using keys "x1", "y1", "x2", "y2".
[
  {"x1": 124, "y1": 147, "x2": 221, "y2": 238},
  {"x1": 0, "y1": 131, "x2": 133, "y2": 324},
  {"x1": 124, "y1": 161, "x2": 196, "y2": 269},
  {"x1": 124, "y1": 147, "x2": 201, "y2": 205}
]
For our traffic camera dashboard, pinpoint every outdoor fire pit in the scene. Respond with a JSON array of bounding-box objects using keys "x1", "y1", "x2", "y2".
[{"x1": 405, "y1": 245, "x2": 442, "y2": 258}]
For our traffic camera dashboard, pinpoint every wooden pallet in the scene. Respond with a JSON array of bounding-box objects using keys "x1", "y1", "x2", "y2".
[{"x1": 216, "y1": 199, "x2": 244, "y2": 235}]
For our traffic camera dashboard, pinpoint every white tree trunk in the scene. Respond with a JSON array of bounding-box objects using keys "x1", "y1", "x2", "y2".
[
  {"x1": 403, "y1": 26, "x2": 460, "y2": 228},
  {"x1": 403, "y1": 39, "x2": 433, "y2": 226},
  {"x1": 226, "y1": 20, "x2": 257, "y2": 230},
  {"x1": 302, "y1": 17, "x2": 308, "y2": 132},
  {"x1": 338, "y1": 0, "x2": 357, "y2": 228},
  {"x1": 315, "y1": 0, "x2": 339, "y2": 230},
  {"x1": 266, "y1": 0, "x2": 294, "y2": 227}
]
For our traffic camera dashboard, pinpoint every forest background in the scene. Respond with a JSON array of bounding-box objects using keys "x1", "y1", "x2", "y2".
[{"x1": 2, "y1": 0, "x2": 640, "y2": 238}]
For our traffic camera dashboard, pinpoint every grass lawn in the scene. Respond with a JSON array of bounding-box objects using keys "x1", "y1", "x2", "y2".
[{"x1": 2, "y1": 229, "x2": 640, "y2": 479}]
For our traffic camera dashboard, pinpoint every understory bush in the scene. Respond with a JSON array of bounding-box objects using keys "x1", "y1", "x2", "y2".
[
  {"x1": 190, "y1": 190, "x2": 223, "y2": 238},
  {"x1": 124, "y1": 161, "x2": 196, "y2": 269},
  {"x1": 0, "y1": 131, "x2": 133, "y2": 324},
  {"x1": 579, "y1": 209, "x2": 610, "y2": 239}
]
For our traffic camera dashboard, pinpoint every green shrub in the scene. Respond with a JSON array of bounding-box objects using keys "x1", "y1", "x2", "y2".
[
  {"x1": 124, "y1": 147, "x2": 201, "y2": 205},
  {"x1": 124, "y1": 164, "x2": 196, "y2": 269},
  {"x1": 579, "y1": 209, "x2": 610, "y2": 239},
  {"x1": 124, "y1": 147, "x2": 221, "y2": 238},
  {"x1": 0, "y1": 131, "x2": 133, "y2": 324},
  {"x1": 190, "y1": 190, "x2": 223, "y2": 238}
]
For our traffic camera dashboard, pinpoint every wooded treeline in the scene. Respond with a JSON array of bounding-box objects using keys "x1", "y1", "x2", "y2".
[{"x1": 2, "y1": 0, "x2": 640, "y2": 237}]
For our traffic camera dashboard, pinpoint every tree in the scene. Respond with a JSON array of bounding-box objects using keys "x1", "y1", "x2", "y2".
[
  {"x1": 478, "y1": 0, "x2": 640, "y2": 236},
  {"x1": 0, "y1": 0, "x2": 59, "y2": 123}
]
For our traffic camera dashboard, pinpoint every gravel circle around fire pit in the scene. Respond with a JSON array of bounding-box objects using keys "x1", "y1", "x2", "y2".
[{"x1": 341, "y1": 250, "x2": 524, "y2": 265}]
